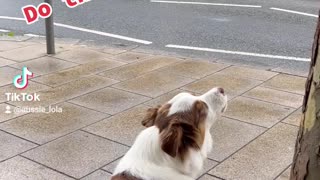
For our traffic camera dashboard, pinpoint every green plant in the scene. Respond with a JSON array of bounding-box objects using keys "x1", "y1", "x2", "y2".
[{"x1": 7, "y1": 32, "x2": 14, "y2": 37}]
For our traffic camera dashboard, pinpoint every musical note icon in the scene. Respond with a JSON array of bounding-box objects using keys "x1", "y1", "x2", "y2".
[{"x1": 13, "y1": 67, "x2": 33, "y2": 89}]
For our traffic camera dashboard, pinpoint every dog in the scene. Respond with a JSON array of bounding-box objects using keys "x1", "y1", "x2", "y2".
[{"x1": 111, "y1": 87, "x2": 227, "y2": 180}]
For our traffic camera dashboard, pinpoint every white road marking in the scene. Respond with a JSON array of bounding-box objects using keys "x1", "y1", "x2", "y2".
[
  {"x1": 270, "y1": 7, "x2": 318, "y2": 18},
  {"x1": 166, "y1": 44, "x2": 310, "y2": 62},
  {"x1": 0, "y1": 16, "x2": 25, "y2": 21},
  {"x1": 24, "y1": 34, "x2": 45, "y2": 37},
  {"x1": 151, "y1": 0, "x2": 262, "y2": 8},
  {"x1": 0, "y1": 29, "x2": 10, "y2": 32},
  {"x1": 0, "y1": 16, "x2": 152, "y2": 45},
  {"x1": 54, "y1": 23, "x2": 152, "y2": 45}
]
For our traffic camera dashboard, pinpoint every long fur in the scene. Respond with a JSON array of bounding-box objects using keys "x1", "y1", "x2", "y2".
[{"x1": 112, "y1": 88, "x2": 227, "y2": 180}]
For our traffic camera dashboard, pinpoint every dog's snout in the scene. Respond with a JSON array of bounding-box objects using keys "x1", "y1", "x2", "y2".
[{"x1": 218, "y1": 88, "x2": 224, "y2": 95}]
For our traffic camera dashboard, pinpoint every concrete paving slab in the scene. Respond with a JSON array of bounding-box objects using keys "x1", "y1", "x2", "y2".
[
  {"x1": 83, "y1": 105, "x2": 148, "y2": 145},
  {"x1": 70, "y1": 87, "x2": 150, "y2": 115},
  {"x1": 219, "y1": 66, "x2": 278, "y2": 81},
  {"x1": 225, "y1": 97, "x2": 295, "y2": 128},
  {"x1": 276, "y1": 166, "x2": 291, "y2": 180},
  {"x1": 198, "y1": 160, "x2": 219, "y2": 179},
  {"x1": 0, "y1": 66, "x2": 21, "y2": 87},
  {"x1": 262, "y1": 74, "x2": 306, "y2": 95},
  {"x1": 0, "y1": 57, "x2": 15, "y2": 67},
  {"x1": 0, "y1": 156, "x2": 73, "y2": 180},
  {"x1": 54, "y1": 48, "x2": 113, "y2": 64},
  {"x1": 157, "y1": 60, "x2": 228, "y2": 79},
  {"x1": 243, "y1": 86, "x2": 303, "y2": 108},
  {"x1": 111, "y1": 52, "x2": 151, "y2": 63},
  {"x1": 209, "y1": 117, "x2": 266, "y2": 162},
  {"x1": 198, "y1": 174, "x2": 221, "y2": 180},
  {"x1": 33, "y1": 60, "x2": 125, "y2": 87},
  {"x1": 102, "y1": 48, "x2": 127, "y2": 55},
  {"x1": 76, "y1": 41, "x2": 137, "y2": 54},
  {"x1": 0, "y1": 44, "x2": 66, "y2": 62},
  {"x1": 22, "y1": 131, "x2": 128, "y2": 179},
  {"x1": 81, "y1": 170, "x2": 111, "y2": 180},
  {"x1": 28, "y1": 37, "x2": 80, "y2": 46},
  {"x1": 283, "y1": 108, "x2": 302, "y2": 127},
  {"x1": 9, "y1": 75, "x2": 118, "y2": 107},
  {"x1": 0, "y1": 104, "x2": 28, "y2": 123},
  {"x1": 0, "y1": 131, "x2": 37, "y2": 162},
  {"x1": 0, "y1": 41, "x2": 35, "y2": 51},
  {"x1": 209, "y1": 123, "x2": 298, "y2": 180},
  {"x1": 102, "y1": 159, "x2": 120, "y2": 173},
  {"x1": 10, "y1": 56, "x2": 78, "y2": 76},
  {"x1": 0, "y1": 102, "x2": 109, "y2": 144},
  {"x1": 99, "y1": 57, "x2": 181, "y2": 81},
  {"x1": 23, "y1": 37, "x2": 76, "y2": 51},
  {"x1": 113, "y1": 71, "x2": 194, "y2": 98},
  {"x1": 182, "y1": 73, "x2": 262, "y2": 98}
]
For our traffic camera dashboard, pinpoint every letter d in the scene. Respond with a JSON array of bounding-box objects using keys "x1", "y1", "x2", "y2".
[{"x1": 22, "y1": 5, "x2": 39, "y2": 25}]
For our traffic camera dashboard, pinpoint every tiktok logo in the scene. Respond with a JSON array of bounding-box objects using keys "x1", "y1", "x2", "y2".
[{"x1": 13, "y1": 67, "x2": 33, "y2": 89}]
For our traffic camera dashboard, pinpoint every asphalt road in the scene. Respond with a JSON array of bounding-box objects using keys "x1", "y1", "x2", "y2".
[{"x1": 1, "y1": 0, "x2": 319, "y2": 76}]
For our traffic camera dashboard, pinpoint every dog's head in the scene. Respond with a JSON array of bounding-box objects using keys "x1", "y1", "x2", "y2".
[{"x1": 142, "y1": 87, "x2": 227, "y2": 160}]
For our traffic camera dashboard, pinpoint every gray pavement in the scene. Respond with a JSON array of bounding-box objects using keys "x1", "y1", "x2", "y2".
[{"x1": 0, "y1": 36, "x2": 305, "y2": 180}]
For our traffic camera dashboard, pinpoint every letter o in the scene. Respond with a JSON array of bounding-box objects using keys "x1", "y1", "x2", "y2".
[
  {"x1": 38, "y1": 3, "x2": 52, "y2": 18},
  {"x1": 26, "y1": 94, "x2": 33, "y2": 101}
]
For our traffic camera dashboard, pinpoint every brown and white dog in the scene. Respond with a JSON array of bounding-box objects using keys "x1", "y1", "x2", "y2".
[{"x1": 111, "y1": 87, "x2": 227, "y2": 180}]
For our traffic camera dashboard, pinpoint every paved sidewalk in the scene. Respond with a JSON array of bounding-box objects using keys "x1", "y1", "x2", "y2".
[{"x1": 0, "y1": 36, "x2": 306, "y2": 180}]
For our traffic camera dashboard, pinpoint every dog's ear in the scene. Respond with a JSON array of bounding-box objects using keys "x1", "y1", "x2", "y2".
[
  {"x1": 160, "y1": 101, "x2": 207, "y2": 159},
  {"x1": 142, "y1": 106, "x2": 160, "y2": 127},
  {"x1": 160, "y1": 121, "x2": 196, "y2": 158},
  {"x1": 192, "y1": 100, "x2": 208, "y2": 127}
]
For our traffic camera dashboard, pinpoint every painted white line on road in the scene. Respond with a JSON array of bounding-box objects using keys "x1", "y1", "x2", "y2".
[
  {"x1": 270, "y1": 7, "x2": 318, "y2": 18},
  {"x1": 0, "y1": 16, "x2": 152, "y2": 45},
  {"x1": 24, "y1": 34, "x2": 45, "y2": 37},
  {"x1": 54, "y1": 23, "x2": 153, "y2": 45},
  {"x1": 0, "y1": 29, "x2": 10, "y2": 32},
  {"x1": 151, "y1": 0, "x2": 262, "y2": 8},
  {"x1": 0, "y1": 16, "x2": 25, "y2": 21},
  {"x1": 166, "y1": 44, "x2": 310, "y2": 62}
]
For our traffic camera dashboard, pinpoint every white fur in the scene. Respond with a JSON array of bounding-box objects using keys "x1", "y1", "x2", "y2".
[{"x1": 113, "y1": 88, "x2": 227, "y2": 180}]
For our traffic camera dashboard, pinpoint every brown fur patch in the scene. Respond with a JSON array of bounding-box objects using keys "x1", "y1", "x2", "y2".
[
  {"x1": 142, "y1": 104, "x2": 171, "y2": 127},
  {"x1": 111, "y1": 172, "x2": 143, "y2": 180},
  {"x1": 141, "y1": 105, "x2": 161, "y2": 127},
  {"x1": 141, "y1": 101, "x2": 208, "y2": 161}
]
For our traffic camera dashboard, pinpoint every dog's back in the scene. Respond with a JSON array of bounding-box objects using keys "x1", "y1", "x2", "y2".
[
  {"x1": 111, "y1": 88, "x2": 227, "y2": 180},
  {"x1": 112, "y1": 126, "x2": 196, "y2": 180}
]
